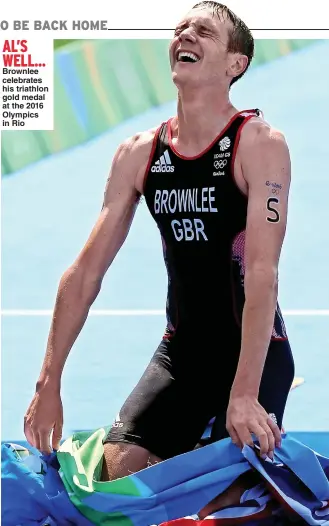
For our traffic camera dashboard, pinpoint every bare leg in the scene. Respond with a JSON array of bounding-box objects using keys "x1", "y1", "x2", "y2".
[
  {"x1": 198, "y1": 471, "x2": 260, "y2": 519},
  {"x1": 102, "y1": 443, "x2": 260, "y2": 519},
  {"x1": 101, "y1": 441, "x2": 163, "y2": 481}
]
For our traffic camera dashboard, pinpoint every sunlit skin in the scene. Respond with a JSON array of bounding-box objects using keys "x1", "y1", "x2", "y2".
[{"x1": 169, "y1": 7, "x2": 248, "y2": 92}]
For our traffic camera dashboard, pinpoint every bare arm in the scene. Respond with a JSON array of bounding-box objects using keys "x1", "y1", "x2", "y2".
[
  {"x1": 37, "y1": 132, "x2": 153, "y2": 390},
  {"x1": 231, "y1": 120, "x2": 291, "y2": 397},
  {"x1": 225, "y1": 120, "x2": 291, "y2": 458}
]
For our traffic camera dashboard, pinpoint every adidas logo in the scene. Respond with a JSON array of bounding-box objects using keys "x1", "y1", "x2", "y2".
[
  {"x1": 151, "y1": 149, "x2": 175, "y2": 173},
  {"x1": 112, "y1": 413, "x2": 123, "y2": 428}
]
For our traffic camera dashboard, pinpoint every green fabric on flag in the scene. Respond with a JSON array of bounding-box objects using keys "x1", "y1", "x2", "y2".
[{"x1": 57, "y1": 426, "x2": 142, "y2": 524}]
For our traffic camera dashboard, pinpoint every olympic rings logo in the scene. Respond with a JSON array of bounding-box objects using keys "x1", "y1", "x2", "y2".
[{"x1": 214, "y1": 159, "x2": 227, "y2": 170}]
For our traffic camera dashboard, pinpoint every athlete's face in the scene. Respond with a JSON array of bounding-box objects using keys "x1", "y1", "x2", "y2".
[{"x1": 169, "y1": 8, "x2": 245, "y2": 89}]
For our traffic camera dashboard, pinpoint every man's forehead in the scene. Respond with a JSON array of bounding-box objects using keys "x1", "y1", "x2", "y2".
[{"x1": 177, "y1": 7, "x2": 229, "y2": 29}]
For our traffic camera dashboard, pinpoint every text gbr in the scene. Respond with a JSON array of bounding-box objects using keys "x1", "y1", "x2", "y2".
[{"x1": 154, "y1": 187, "x2": 218, "y2": 241}]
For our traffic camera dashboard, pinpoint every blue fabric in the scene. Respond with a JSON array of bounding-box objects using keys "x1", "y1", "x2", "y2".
[
  {"x1": 1, "y1": 444, "x2": 93, "y2": 526},
  {"x1": 2, "y1": 434, "x2": 329, "y2": 526},
  {"x1": 243, "y1": 439, "x2": 329, "y2": 526}
]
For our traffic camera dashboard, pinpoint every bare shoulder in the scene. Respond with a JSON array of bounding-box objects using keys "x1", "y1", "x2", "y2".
[
  {"x1": 118, "y1": 127, "x2": 158, "y2": 161},
  {"x1": 111, "y1": 126, "x2": 159, "y2": 194},
  {"x1": 237, "y1": 116, "x2": 291, "y2": 187},
  {"x1": 239, "y1": 116, "x2": 289, "y2": 155}
]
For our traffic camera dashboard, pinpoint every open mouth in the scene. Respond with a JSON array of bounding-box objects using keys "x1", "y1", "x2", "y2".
[{"x1": 176, "y1": 51, "x2": 200, "y2": 63}]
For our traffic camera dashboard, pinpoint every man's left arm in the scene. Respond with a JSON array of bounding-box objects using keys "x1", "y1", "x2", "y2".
[{"x1": 227, "y1": 120, "x2": 291, "y2": 456}]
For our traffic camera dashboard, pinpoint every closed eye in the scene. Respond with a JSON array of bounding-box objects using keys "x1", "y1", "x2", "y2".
[
  {"x1": 197, "y1": 25, "x2": 214, "y2": 37},
  {"x1": 174, "y1": 25, "x2": 187, "y2": 36}
]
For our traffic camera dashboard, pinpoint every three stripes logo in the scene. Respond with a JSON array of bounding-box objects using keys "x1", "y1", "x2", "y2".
[{"x1": 151, "y1": 149, "x2": 175, "y2": 173}]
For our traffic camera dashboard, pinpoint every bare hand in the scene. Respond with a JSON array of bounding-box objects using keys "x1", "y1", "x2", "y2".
[
  {"x1": 226, "y1": 395, "x2": 282, "y2": 459},
  {"x1": 24, "y1": 384, "x2": 63, "y2": 454}
]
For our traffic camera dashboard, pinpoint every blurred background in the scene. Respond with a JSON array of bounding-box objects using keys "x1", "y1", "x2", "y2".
[{"x1": 1, "y1": 38, "x2": 329, "y2": 452}]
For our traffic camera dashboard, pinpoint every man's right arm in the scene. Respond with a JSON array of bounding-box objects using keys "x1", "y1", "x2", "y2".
[
  {"x1": 24, "y1": 130, "x2": 154, "y2": 452},
  {"x1": 38, "y1": 132, "x2": 153, "y2": 388}
]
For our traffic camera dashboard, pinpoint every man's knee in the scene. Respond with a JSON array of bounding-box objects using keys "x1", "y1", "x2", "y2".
[{"x1": 101, "y1": 441, "x2": 162, "y2": 481}]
